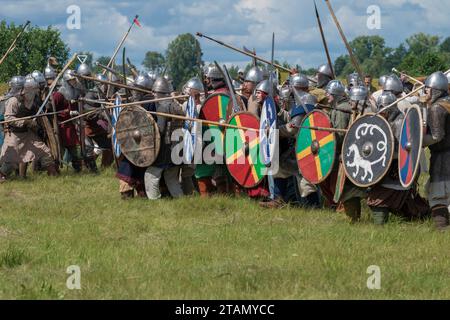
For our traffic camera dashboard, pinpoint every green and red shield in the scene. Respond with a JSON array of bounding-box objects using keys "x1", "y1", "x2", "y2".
[
  {"x1": 199, "y1": 93, "x2": 230, "y2": 123},
  {"x1": 225, "y1": 112, "x2": 265, "y2": 188},
  {"x1": 296, "y1": 110, "x2": 336, "y2": 184}
]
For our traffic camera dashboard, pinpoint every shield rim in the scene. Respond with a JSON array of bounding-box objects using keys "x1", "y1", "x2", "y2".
[
  {"x1": 296, "y1": 109, "x2": 336, "y2": 184},
  {"x1": 199, "y1": 92, "x2": 231, "y2": 123},
  {"x1": 259, "y1": 96, "x2": 277, "y2": 166},
  {"x1": 225, "y1": 111, "x2": 264, "y2": 188},
  {"x1": 116, "y1": 105, "x2": 161, "y2": 168},
  {"x1": 342, "y1": 113, "x2": 394, "y2": 188},
  {"x1": 398, "y1": 104, "x2": 423, "y2": 188}
]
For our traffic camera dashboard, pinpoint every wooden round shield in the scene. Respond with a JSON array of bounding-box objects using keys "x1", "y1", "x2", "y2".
[
  {"x1": 259, "y1": 96, "x2": 277, "y2": 166},
  {"x1": 225, "y1": 112, "x2": 265, "y2": 188},
  {"x1": 342, "y1": 113, "x2": 394, "y2": 187},
  {"x1": 116, "y1": 106, "x2": 160, "y2": 167},
  {"x1": 296, "y1": 110, "x2": 336, "y2": 184},
  {"x1": 199, "y1": 93, "x2": 231, "y2": 123},
  {"x1": 399, "y1": 105, "x2": 423, "y2": 188}
]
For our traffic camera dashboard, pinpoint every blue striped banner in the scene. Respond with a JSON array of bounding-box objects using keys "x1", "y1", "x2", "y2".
[{"x1": 111, "y1": 95, "x2": 122, "y2": 157}]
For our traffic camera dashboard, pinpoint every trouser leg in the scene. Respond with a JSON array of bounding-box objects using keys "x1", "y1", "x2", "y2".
[
  {"x1": 181, "y1": 166, "x2": 196, "y2": 195},
  {"x1": 343, "y1": 197, "x2": 362, "y2": 222},
  {"x1": 144, "y1": 166, "x2": 164, "y2": 200},
  {"x1": 164, "y1": 166, "x2": 184, "y2": 199},
  {"x1": 370, "y1": 206, "x2": 390, "y2": 225},
  {"x1": 197, "y1": 177, "x2": 214, "y2": 197}
]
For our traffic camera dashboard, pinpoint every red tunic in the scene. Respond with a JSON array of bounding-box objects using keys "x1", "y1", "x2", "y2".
[{"x1": 53, "y1": 92, "x2": 80, "y2": 147}]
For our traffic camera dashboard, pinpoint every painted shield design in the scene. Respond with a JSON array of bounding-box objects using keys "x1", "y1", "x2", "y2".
[
  {"x1": 183, "y1": 96, "x2": 198, "y2": 164},
  {"x1": 199, "y1": 93, "x2": 231, "y2": 157},
  {"x1": 260, "y1": 96, "x2": 277, "y2": 167},
  {"x1": 225, "y1": 112, "x2": 265, "y2": 188},
  {"x1": 296, "y1": 110, "x2": 336, "y2": 184},
  {"x1": 115, "y1": 106, "x2": 160, "y2": 167},
  {"x1": 342, "y1": 114, "x2": 394, "y2": 187},
  {"x1": 399, "y1": 105, "x2": 423, "y2": 188},
  {"x1": 111, "y1": 95, "x2": 123, "y2": 157}
]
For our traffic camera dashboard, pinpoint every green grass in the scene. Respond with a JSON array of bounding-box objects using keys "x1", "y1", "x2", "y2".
[{"x1": 0, "y1": 167, "x2": 449, "y2": 300}]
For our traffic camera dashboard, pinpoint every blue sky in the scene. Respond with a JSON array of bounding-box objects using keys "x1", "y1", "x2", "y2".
[{"x1": 1, "y1": 0, "x2": 449, "y2": 70}]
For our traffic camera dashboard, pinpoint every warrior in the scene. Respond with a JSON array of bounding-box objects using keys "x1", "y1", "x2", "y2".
[
  {"x1": 116, "y1": 73, "x2": 155, "y2": 199},
  {"x1": 144, "y1": 76, "x2": 185, "y2": 200},
  {"x1": 242, "y1": 66, "x2": 264, "y2": 115},
  {"x1": 364, "y1": 74, "x2": 377, "y2": 95},
  {"x1": 44, "y1": 63, "x2": 57, "y2": 88},
  {"x1": 422, "y1": 71, "x2": 450, "y2": 231},
  {"x1": 383, "y1": 75, "x2": 410, "y2": 114},
  {"x1": 52, "y1": 69, "x2": 84, "y2": 172},
  {"x1": 369, "y1": 75, "x2": 388, "y2": 109},
  {"x1": 0, "y1": 75, "x2": 58, "y2": 182},
  {"x1": 232, "y1": 68, "x2": 245, "y2": 89},
  {"x1": 310, "y1": 63, "x2": 333, "y2": 105},
  {"x1": 1, "y1": 76, "x2": 25, "y2": 149},
  {"x1": 367, "y1": 92, "x2": 430, "y2": 225},
  {"x1": 77, "y1": 64, "x2": 114, "y2": 172},
  {"x1": 319, "y1": 80, "x2": 366, "y2": 221}
]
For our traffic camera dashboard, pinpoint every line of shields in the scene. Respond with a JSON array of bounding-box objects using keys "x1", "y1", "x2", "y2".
[{"x1": 114, "y1": 92, "x2": 423, "y2": 192}]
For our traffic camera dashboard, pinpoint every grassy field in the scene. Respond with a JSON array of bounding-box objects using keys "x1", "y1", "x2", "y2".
[{"x1": 0, "y1": 167, "x2": 449, "y2": 300}]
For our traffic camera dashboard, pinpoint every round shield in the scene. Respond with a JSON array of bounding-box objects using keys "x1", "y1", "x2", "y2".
[
  {"x1": 115, "y1": 106, "x2": 160, "y2": 167},
  {"x1": 199, "y1": 93, "x2": 231, "y2": 123},
  {"x1": 183, "y1": 96, "x2": 198, "y2": 164},
  {"x1": 296, "y1": 110, "x2": 336, "y2": 184},
  {"x1": 260, "y1": 96, "x2": 277, "y2": 166},
  {"x1": 225, "y1": 112, "x2": 265, "y2": 188},
  {"x1": 342, "y1": 113, "x2": 394, "y2": 187},
  {"x1": 399, "y1": 105, "x2": 423, "y2": 188}
]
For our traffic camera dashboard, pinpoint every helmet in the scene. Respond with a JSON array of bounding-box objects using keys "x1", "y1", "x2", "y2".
[
  {"x1": 31, "y1": 70, "x2": 46, "y2": 86},
  {"x1": 301, "y1": 93, "x2": 318, "y2": 106},
  {"x1": 44, "y1": 64, "x2": 57, "y2": 80},
  {"x1": 147, "y1": 70, "x2": 158, "y2": 81},
  {"x1": 317, "y1": 64, "x2": 333, "y2": 78},
  {"x1": 261, "y1": 68, "x2": 269, "y2": 80},
  {"x1": 290, "y1": 73, "x2": 309, "y2": 88},
  {"x1": 255, "y1": 80, "x2": 271, "y2": 94},
  {"x1": 8, "y1": 75, "x2": 25, "y2": 90},
  {"x1": 77, "y1": 63, "x2": 91, "y2": 76},
  {"x1": 152, "y1": 77, "x2": 172, "y2": 94},
  {"x1": 63, "y1": 69, "x2": 76, "y2": 81},
  {"x1": 349, "y1": 85, "x2": 368, "y2": 101},
  {"x1": 377, "y1": 91, "x2": 397, "y2": 108},
  {"x1": 425, "y1": 71, "x2": 449, "y2": 92},
  {"x1": 95, "y1": 73, "x2": 107, "y2": 82},
  {"x1": 238, "y1": 68, "x2": 245, "y2": 75},
  {"x1": 347, "y1": 72, "x2": 362, "y2": 87},
  {"x1": 279, "y1": 87, "x2": 291, "y2": 101},
  {"x1": 378, "y1": 75, "x2": 388, "y2": 88},
  {"x1": 244, "y1": 67, "x2": 263, "y2": 83},
  {"x1": 383, "y1": 75, "x2": 403, "y2": 94},
  {"x1": 206, "y1": 64, "x2": 223, "y2": 80},
  {"x1": 325, "y1": 80, "x2": 345, "y2": 97},
  {"x1": 23, "y1": 74, "x2": 40, "y2": 91},
  {"x1": 184, "y1": 77, "x2": 204, "y2": 92},
  {"x1": 134, "y1": 73, "x2": 153, "y2": 90}
]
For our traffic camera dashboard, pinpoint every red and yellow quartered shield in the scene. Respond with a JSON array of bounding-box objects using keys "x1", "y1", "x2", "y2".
[
  {"x1": 296, "y1": 110, "x2": 336, "y2": 184},
  {"x1": 225, "y1": 112, "x2": 265, "y2": 188}
]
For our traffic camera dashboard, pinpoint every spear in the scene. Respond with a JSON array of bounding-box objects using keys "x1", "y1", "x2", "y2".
[
  {"x1": 196, "y1": 32, "x2": 291, "y2": 73},
  {"x1": 104, "y1": 15, "x2": 140, "y2": 74},
  {"x1": 294, "y1": 125, "x2": 346, "y2": 133},
  {"x1": 74, "y1": 74, "x2": 151, "y2": 94},
  {"x1": 314, "y1": 1, "x2": 335, "y2": 78},
  {"x1": 391, "y1": 68, "x2": 424, "y2": 85},
  {"x1": 0, "y1": 110, "x2": 64, "y2": 125},
  {"x1": 35, "y1": 53, "x2": 78, "y2": 115},
  {"x1": 324, "y1": 0, "x2": 363, "y2": 79},
  {"x1": 0, "y1": 20, "x2": 30, "y2": 66}
]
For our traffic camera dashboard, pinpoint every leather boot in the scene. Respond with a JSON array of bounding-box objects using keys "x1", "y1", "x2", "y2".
[
  {"x1": 215, "y1": 176, "x2": 228, "y2": 194},
  {"x1": 46, "y1": 164, "x2": 59, "y2": 176},
  {"x1": 431, "y1": 206, "x2": 450, "y2": 231},
  {"x1": 101, "y1": 149, "x2": 114, "y2": 168},
  {"x1": 121, "y1": 190, "x2": 134, "y2": 200},
  {"x1": 85, "y1": 158, "x2": 98, "y2": 173},
  {"x1": 197, "y1": 178, "x2": 214, "y2": 197},
  {"x1": 343, "y1": 198, "x2": 362, "y2": 223},
  {"x1": 371, "y1": 207, "x2": 390, "y2": 225},
  {"x1": 19, "y1": 162, "x2": 28, "y2": 179}
]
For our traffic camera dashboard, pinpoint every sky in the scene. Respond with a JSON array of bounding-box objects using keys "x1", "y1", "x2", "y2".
[{"x1": 1, "y1": 0, "x2": 449, "y2": 71}]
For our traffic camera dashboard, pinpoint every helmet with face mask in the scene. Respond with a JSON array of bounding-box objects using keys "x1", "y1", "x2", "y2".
[{"x1": 347, "y1": 72, "x2": 362, "y2": 88}]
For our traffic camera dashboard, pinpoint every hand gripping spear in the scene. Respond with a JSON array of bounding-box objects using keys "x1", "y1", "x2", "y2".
[{"x1": 0, "y1": 20, "x2": 30, "y2": 66}]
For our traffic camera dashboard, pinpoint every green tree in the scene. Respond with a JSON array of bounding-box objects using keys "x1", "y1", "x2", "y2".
[
  {"x1": 142, "y1": 51, "x2": 165, "y2": 72},
  {"x1": 398, "y1": 51, "x2": 447, "y2": 76},
  {"x1": 93, "y1": 56, "x2": 111, "y2": 74},
  {"x1": 166, "y1": 33, "x2": 203, "y2": 90},
  {"x1": 405, "y1": 33, "x2": 440, "y2": 56},
  {"x1": 0, "y1": 20, "x2": 69, "y2": 82}
]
